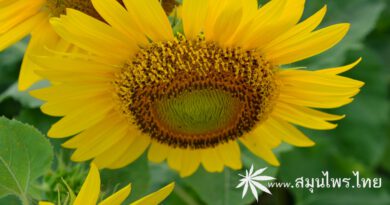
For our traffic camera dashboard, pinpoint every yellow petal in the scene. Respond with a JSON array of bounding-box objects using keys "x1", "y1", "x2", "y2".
[
  {"x1": 216, "y1": 141, "x2": 242, "y2": 170},
  {"x1": 316, "y1": 58, "x2": 362, "y2": 75},
  {"x1": 240, "y1": 136, "x2": 280, "y2": 166},
  {"x1": 91, "y1": 0, "x2": 147, "y2": 44},
  {"x1": 280, "y1": 69, "x2": 364, "y2": 88},
  {"x1": 71, "y1": 119, "x2": 129, "y2": 162},
  {"x1": 131, "y1": 183, "x2": 175, "y2": 205},
  {"x1": 48, "y1": 97, "x2": 114, "y2": 138},
  {"x1": 18, "y1": 22, "x2": 58, "y2": 90},
  {"x1": 98, "y1": 184, "x2": 131, "y2": 205},
  {"x1": 279, "y1": 93, "x2": 355, "y2": 109},
  {"x1": 263, "y1": 117, "x2": 315, "y2": 147},
  {"x1": 30, "y1": 83, "x2": 110, "y2": 101},
  {"x1": 287, "y1": 105, "x2": 345, "y2": 121},
  {"x1": 280, "y1": 83, "x2": 360, "y2": 97},
  {"x1": 108, "y1": 134, "x2": 151, "y2": 169},
  {"x1": 262, "y1": 5, "x2": 327, "y2": 51},
  {"x1": 250, "y1": 125, "x2": 282, "y2": 148},
  {"x1": 0, "y1": 12, "x2": 47, "y2": 50},
  {"x1": 93, "y1": 132, "x2": 136, "y2": 168},
  {"x1": 73, "y1": 163, "x2": 100, "y2": 205},
  {"x1": 180, "y1": 149, "x2": 201, "y2": 177},
  {"x1": 35, "y1": 68, "x2": 113, "y2": 84},
  {"x1": 167, "y1": 148, "x2": 182, "y2": 171},
  {"x1": 267, "y1": 23, "x2": 350, "y2": 64},
  {"x1": 41, "y1": 93, "x2": 111, "y2": 116},
  {"x1": 272, "y1": 102, "x2": 338, "y2": 130},
  {"x1": 241, "y1": 0, "x2": 306, "y2": 49},
  {"x1": 38, "y1": 202, "x2": 55, "y2": 205},
  {"x1": 122, "y1": 0, "x2": 173, "y2": 41},
  {"x1": 240, "y1": 0, "x2": 258, "y2": 20},
  {"x1": 32, "y1": 56, "x2": 117, "y2": 74},
  {"x1": 33, "y1": 56, "x2": 115, "y2": 84},
  {"x1": 232, "y1": 0, "x2": 287, "y2": 47},
  {"x1": 148, "y1": 141, "x2": 170, "y2": 163},
  {"x1": 201, "y1": 148, "x2": 224, "y2": 172},
  {"x1": 50, "y1": 9, "x2": 135, "y2": 62},
  {"x1": 204, "y1": 0, "x2": 227, "y2": 40},
  {"x1": 62, "y1": 113, "x2": 122, "y2": 148},
  {"x1": 0, "y1": 0, "x2": 45, "y2": 33},
  {"x1": 278, "y1": 77, "x2": 363, "y2": 96},
  {"x1": 212, "y1": 4, "x2": 243, "y2": 46},
  {"x1": 182, "y1": 0, "x2": 208, "y2": 39}
]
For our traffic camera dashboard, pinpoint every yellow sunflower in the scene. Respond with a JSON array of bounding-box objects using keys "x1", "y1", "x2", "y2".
[
  {"x1": 31, "y1": 0, "x2": 364, "y2": 177},
  {"x1": 0, "y1": 0, "x2": 99, "y2": 90},
  {"x1": 0, "y1": 0, "x2": 176, "y2": 90},
  {"x1": 39, "y1": 163, "x2": 174, "y2": 205}
]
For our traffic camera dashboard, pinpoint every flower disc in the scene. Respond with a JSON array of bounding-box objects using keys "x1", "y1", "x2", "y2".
[{"x1": 115, "y1": 37, "x2": 279, "y2": 149}]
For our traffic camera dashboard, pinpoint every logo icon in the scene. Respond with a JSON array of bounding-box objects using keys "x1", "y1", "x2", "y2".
[{"x1": 236, "y1": 165, "x2": 275, "y2": 201}]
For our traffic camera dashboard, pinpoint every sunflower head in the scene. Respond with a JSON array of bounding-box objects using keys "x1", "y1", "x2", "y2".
[
  {"x1": 115, "y1": 35, "x2": 280, "y2": 149},
  {"x1": 31, "y1": 0, "x2": 364, "y2": 177}
]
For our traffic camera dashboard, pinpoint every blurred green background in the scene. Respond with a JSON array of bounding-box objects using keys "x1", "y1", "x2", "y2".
[{"x1": 0, "y1": 0, "x2": 389, "y2": 204}]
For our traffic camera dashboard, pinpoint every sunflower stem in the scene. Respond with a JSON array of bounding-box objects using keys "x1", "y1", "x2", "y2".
[
  {"x1": 224, "y1": 169, "x2": 230, "y2": 205},
  {"x1": 19, "y1": 194, "x2": 29, "y2": 205},
  {"x1": 174, "y1": 184, "x2": 199, "y2": 205}
]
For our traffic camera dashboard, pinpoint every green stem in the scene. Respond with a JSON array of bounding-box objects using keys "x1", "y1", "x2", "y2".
[
  {"x1": 19, "y1": 195, "x2": 30, "y2": 205},
  {"x1": 224, "y1": 169, "x2": 230, "y2": 205},
  {"x1": 174, "y1": 184, "x2": 199, "y2": 205}
]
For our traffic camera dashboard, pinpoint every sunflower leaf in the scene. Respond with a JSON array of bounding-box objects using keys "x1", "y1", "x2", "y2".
[{"x1": 0, "y1": 117, "x2": 53, "y2": 203}]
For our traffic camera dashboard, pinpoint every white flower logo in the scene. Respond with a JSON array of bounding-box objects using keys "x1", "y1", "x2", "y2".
[{"x1": 236, "y1": 165, "x2": 275, "y2": 202}]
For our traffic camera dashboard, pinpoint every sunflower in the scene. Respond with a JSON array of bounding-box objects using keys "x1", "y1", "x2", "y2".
[
  {"x1": 0, "y1": 0, "x2": 95, "y2": 90},
  {"x1": 31, "y1": 0, "x2": 364, "y2": 177},
  {"x1": 39, "y1": 163, "x2": 174, "y2": 205},
  {"x1": 0, "y1": 0, "x2": 176, "y2": 90}
]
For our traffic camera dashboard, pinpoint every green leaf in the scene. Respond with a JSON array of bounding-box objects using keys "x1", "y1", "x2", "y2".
[
  {"x1": 0, "y1": 117, "x2": 53, "y2": 204},
  {"x1": 16, "y1": 108, "x2": 57, "y2": 135},
  {"x1": 0, "y1": 195, "x2": 21, "y2": 205}
]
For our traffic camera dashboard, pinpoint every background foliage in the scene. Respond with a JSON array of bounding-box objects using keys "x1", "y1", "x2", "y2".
[{"x1": 0, "y1": 0, "x2": 389, "y2": 204}]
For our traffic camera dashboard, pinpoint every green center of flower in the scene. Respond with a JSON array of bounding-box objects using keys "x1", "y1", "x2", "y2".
[
  {"x1": 154, "y1": 89, "x2": 241, "y2": 136},
  {"x1": 114, "y1": 36, "x2": 279, "y2": 149}
]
